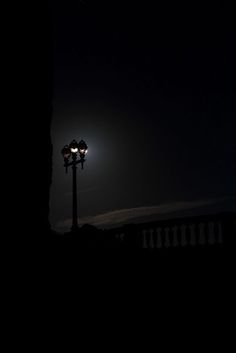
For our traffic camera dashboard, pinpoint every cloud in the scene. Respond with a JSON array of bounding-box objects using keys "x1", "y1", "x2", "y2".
[{"x1": 56, "y1": 198, "x2": 228, "y2": 231}]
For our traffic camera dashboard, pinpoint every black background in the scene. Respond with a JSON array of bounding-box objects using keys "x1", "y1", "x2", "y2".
[{"x1": 49, "y1": 1, "x2": 236, "y2": 231}]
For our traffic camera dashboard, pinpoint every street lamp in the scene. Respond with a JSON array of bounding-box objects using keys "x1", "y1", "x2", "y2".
[{"x1": 61, "y1": 139, "x2": 88, "y2": 232}]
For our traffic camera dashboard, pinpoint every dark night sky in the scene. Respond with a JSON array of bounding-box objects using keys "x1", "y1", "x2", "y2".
[{"x1": 49, "y1": 1, "x2": 236, "y2": 231}]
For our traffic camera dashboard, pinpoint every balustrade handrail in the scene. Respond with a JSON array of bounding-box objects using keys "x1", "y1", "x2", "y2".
[
  {"x1": 107, "y1": 211, "x2": 236, "y2": 248},
  {"x1": 108, "y1": 211, "x2": 235, "y2": 234}
]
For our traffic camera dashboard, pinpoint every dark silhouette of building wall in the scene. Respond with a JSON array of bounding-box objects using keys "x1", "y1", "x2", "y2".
[{"x1": 22, "y1": 3, "x2": 54, "y2": 239}]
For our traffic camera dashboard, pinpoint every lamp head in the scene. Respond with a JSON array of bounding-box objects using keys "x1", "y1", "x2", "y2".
[
  {"x1": 69, "y1": 139, "x2": 80, "y2": 154},
  {"x1": 61, "y1": 145, "x2": 71, "y2": 160},
  {"x1": 78, "y1": 140, "x2": 88, "y2": 158}
]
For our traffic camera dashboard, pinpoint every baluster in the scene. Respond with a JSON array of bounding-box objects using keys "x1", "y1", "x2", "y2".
[
  {"x1": 142, "y1": 230, "x2": 148, "y2": 248},
  {"x1": 208, "y1": 222, "x2": 215, "y2": 245},
  {"x1": 172, "y1": 225, "x2": 178, "y2": 247},
  {"x1": 189, "y1": 224, "x2": 196, "y2": 246},
  {"x1": 156, "y1": 228, "x2": 162, "y2": 248},
  {"x1": 217, "y1": 221, "x2": 223, "y2": 244},
  {"x1": 180, "y1": 224, "x2": 187, "y2": 247},
  {"x1": 149, "y1": 229, "x2": 154, "y2": 249},
  {"x1": 198, "y1": 222, "x2": 206, "y2": 245},
  {"x1": 164, "y1": 227, "x2": 170, "y2": 248},
  {"x1": 120, "y1": 233, "x2": 125, "y2": 241}
]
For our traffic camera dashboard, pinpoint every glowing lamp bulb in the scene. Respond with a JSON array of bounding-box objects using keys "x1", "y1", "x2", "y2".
[
  {"x1": 69, "y1": 139, "x2": 79, "y2": 154},
  {"x1": 79, "y1": 148, "x2": 87, "y2": 154},
  {"x1": 78, "y1": 140, "x2": 88, "y2": 157},
  {"x1": 70, "y1": 147, "x2": 78, "y2": 153}
]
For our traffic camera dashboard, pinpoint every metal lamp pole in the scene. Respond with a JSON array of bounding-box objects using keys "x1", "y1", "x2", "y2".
[{"x1": 61, "y1": 139, "x2": 88, "y2": 232}]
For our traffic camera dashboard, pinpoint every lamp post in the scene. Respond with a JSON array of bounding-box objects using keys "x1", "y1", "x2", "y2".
[{"x1": 61, "y1": 139, "x2": 88, "y2": 232}]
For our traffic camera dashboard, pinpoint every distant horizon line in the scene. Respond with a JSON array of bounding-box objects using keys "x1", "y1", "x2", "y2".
[{"x1": 55, "y1": 197, "x2": 236, "y2": 232}]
